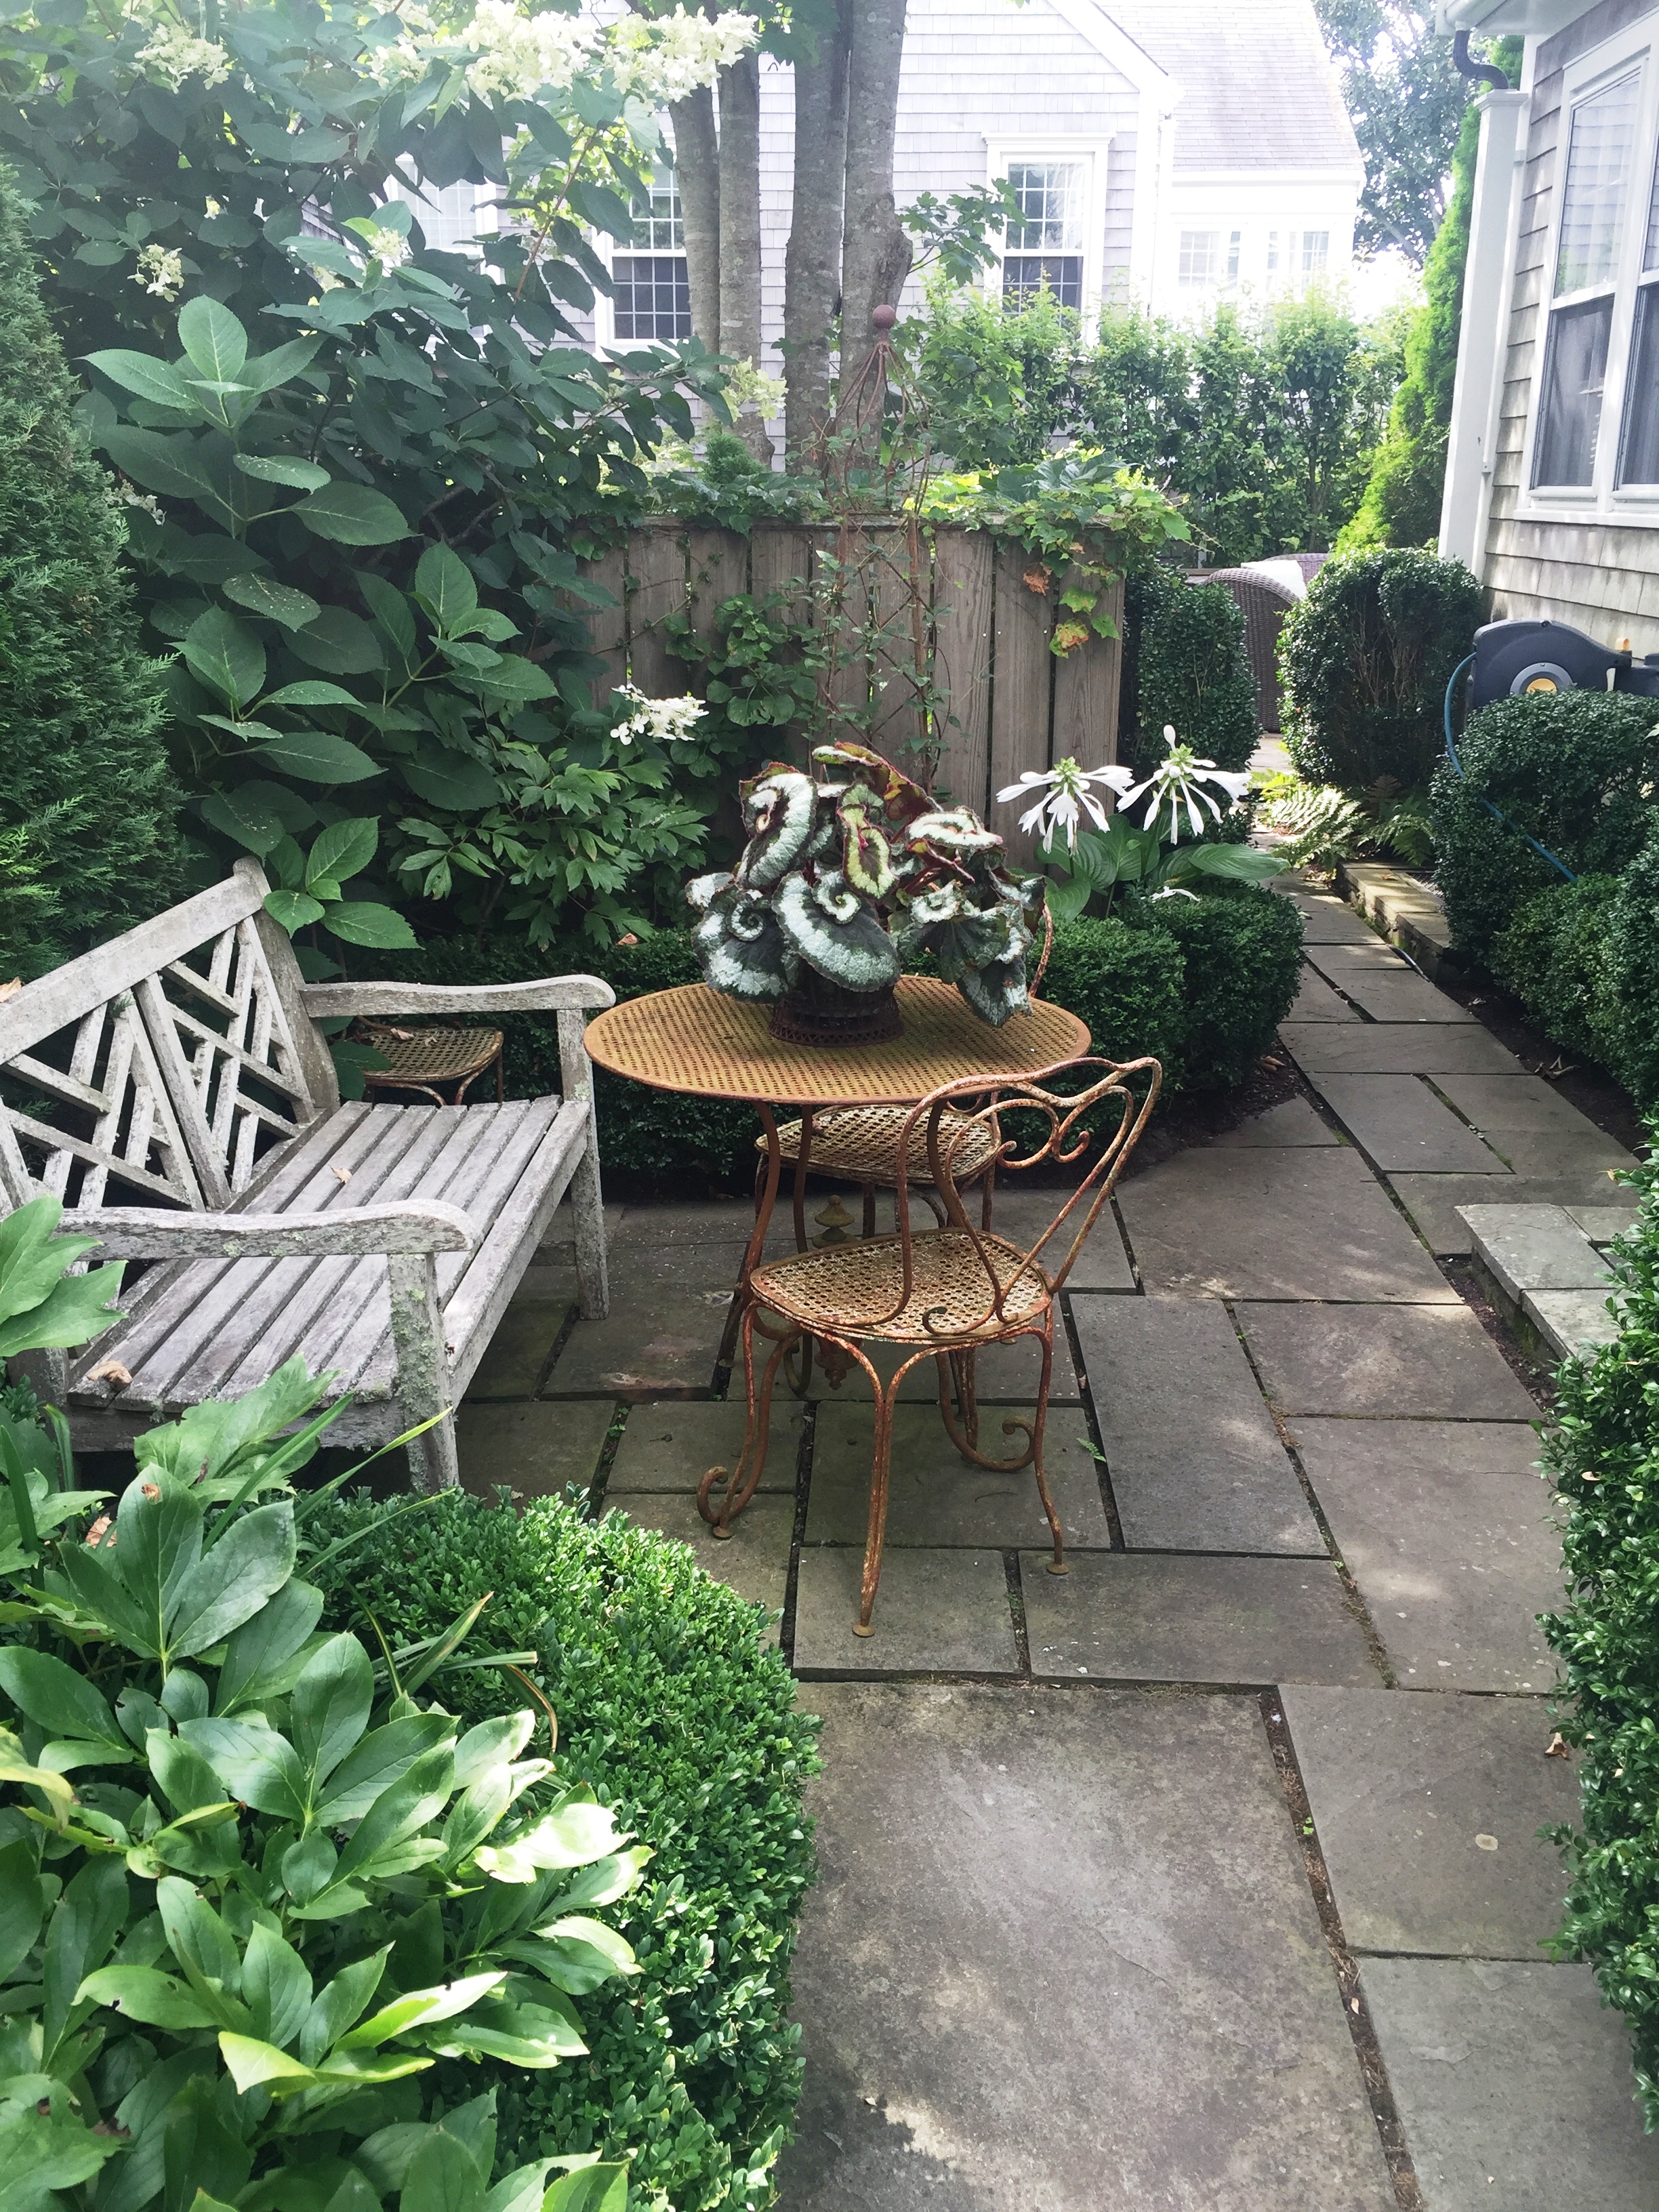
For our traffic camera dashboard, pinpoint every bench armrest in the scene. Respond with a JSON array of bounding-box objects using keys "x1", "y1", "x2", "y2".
[
  {"x1": 58, "y1": 1202, "x2": 476, "y2": 1260},
  {"x1": 300, "y1": 978, "x2": 616, "y2": 1018}
]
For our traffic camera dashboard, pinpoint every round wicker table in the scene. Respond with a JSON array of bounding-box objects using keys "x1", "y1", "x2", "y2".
[{"x1": 584, "y1": 974, "x2": 1090, "y2": 1395}]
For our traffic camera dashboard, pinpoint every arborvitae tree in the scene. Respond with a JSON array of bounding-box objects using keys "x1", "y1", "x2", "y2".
[{"x1": 0, "y1": 159, "x2": 179, "y2": 981}]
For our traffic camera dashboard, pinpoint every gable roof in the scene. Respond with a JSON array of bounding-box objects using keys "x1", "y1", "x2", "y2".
[{"x1": 1102, "y1": 0, "x2": 1363, "y2": 177}]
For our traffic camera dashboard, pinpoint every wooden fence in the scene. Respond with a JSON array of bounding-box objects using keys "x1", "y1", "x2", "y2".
[{"x1": 573, "y1": 520, "x2": 1123, "y2": 864}]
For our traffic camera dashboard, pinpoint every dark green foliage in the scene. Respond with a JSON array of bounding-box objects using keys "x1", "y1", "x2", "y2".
[
  {"x1": 1490, "y1": 874, "x2": 1622, "y2": 1067},
  {"x1": 399, "y1": 928, "x2": 759, "y2": 1193},
  {"x1": 1146, "y1": 890, "x2": 1305, "y2": 1091},
  {"x1": 1282, "y1": 548, "x2": 1483, "y2": 788},
  {"x1": 1540, "y1": 1142, "x2": 1659, "y2": 2123},
  {"x1": 1429, "y1": 691, "x2": 1659, "y2": 962},
  {"x1": 1604, "y1": 842, "x2": 1659, "y2": 1109},
  {"x1": 1120, "y1": 565, "x2": 1260, "y2": 775},
  {"x1": 302, "y1": 1487, "x2": 819, "y2": 2212},
  {"x1": 0, "y1": 161, "x2": 178, "y2": 978},
  {"x1": 1039, "y1": 916, "x2": 1186, "y2": 1085}
]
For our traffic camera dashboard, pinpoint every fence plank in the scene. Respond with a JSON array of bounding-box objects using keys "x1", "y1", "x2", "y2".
[
  {"x1": 928, "y1": 528, "x2": 992, "y2": 813},
  {"x1": 684, "y1": 529, "x2": 750, "y2": 644},
  {"x1": 626, "y1": 525, "x2": 686, "y2": 696},
  {"x1": 989, "y1": 544, "x2": 1054, "y2": 867},
  {"x1": 750, "y1": 527, "x2": 817, "y2": 624},
  {"x1": 867, "y1": 525, "x2": 927, "y2": 759},
  {"x1": 1051, "y1": 588, "x2": 1123, "y2": 767},
  {"x1": 577, "y1": 546, "x2": 626, "y2": 710}
]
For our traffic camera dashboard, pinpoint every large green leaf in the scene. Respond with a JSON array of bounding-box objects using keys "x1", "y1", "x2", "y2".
[
  {"x1": 0, "y1": 2103, "x2": 124, "y2": 2199},
  {"x1": 0, "y1": 1839, "x2": 45, "y2": 1982},
  {"x1": 472, "y1": 656, "x2": 556, "y2": 704},
  {"x1": 334, "y1": 1746, "x2": 455, "y2": 1885},
  {"x1": 76, "y1": 1965, "x2": 220, "y2": 2031},
  {"x1": 179, "y1": 1716, "x2": 307, "y2": 1823},
  {"x1": 0, "y1": 1647, "x2": 121, "y2": 1747},
  {"x1": 240, "y1": 1921, "x2": 312, "y2": 2049},
  {"x1": 222, "y1": 574, "x2": 321, "y2": 630},
  {"x1": 182, "y1": 608, "x2": 266, "y2": 711},
  {"x1": 256, "y1": 731, "x2": 380, "y2": 785},
  {"x1": 85, "y1": 348, "x2": 194, "y2": 413},
  {"x1": 359, "y1": 572, "x2": 419, "y2": 671},
  {"x1": 232, "y1": 452, "x2": 330, "y2": 491},
  {"x1": 401, "y1": 754, "x2": 501, "y2": 811},
  {"x1": 336, "y1": 1971, "x2": 506, "y2": 2052},
  {"x1": 263, "y1": 888, "x2": 327, "y2": 933},
  {"x1": 401, "y1": 2125, "x2": 487, "y2": 2212},
  {"x1": 1167, "y1": 840, "x2": 1289, "y2": 885},
  {"x1": 237, "y1": 335, "x2": 324, "y2": 394},
  {"x1": 289, "y1": 606, "x2": 387, "y2": 676},
  {"x1": 0, "y1": 1264, "x2": 125, "y2": 1359},
  {"x1": 413, "y1": 544, "x2": 477, "y2": 634},
  {"x1": 263, "y1": 680, "x2": 364, "y2": 709},
  {"x1": 167, "y1": 1499, "x2": 297, "y2": 1656},
  {"x1": 306, "y1": 817, "x2": 377, "y2": 888},
  {"x1": 101, "y1": 427, "x2": 229, "y2": 513},
  {"x1": 325, "y1": 902, "x2": 419, "y2": 950},
  {"x1": 291, "y1": 1634, "x2": 373, "y2": 1790},
  {"x1": 293, "y1": 483, "x2": 411, "y2": 546},
  {"x1": 201, "y1": 787, "x2": 286, "y2": 857},
  {"x1": 216, "y1": 1575, "x2": 324, "y2": 1714},
  {"x1": 312, "y1": 1713, "x2": 454, "y2": 1826},
  {"x1": 0, "y1": 1193, "x2": 98, "y2": 1328},
  {"x1": 543, "y1": 2169, "x2": 628, "y2": 2212},
  {"x1": 178, "y1": 295, "x2": 247, "y2": 383}
]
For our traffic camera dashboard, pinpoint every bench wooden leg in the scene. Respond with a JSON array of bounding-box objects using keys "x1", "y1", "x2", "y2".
[
  {"x1": 558, "y1": 1009, "x2": 609, "y2": 1321},
  {"x1": 388, "y1": 1250, "x2": 459, "y2": 1491}
]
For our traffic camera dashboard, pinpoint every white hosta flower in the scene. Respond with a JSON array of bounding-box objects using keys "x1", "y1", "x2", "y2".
[
  {"x1": 1116, "y1": 724, "x2": 1252, "y2": 844},
  {"x1": 135, "y1": 22, "x2": 230, "y2": 89},
  {"x1": 131, "y1": 243, "x2": 184, "y2": 302},
  {"x1": 613, "y1": 685, "x2": 706, "y2": 747},
  {"x1": 996, "y1": 756, "x2": 1133, "y2": 851}
]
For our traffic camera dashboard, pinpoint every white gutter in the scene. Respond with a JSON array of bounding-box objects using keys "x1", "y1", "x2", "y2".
[{"x1": 1439, "y1": 84, "x2": 1530, "y2": 571}]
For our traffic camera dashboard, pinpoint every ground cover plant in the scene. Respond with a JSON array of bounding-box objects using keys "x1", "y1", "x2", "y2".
[
  {"x1": 300, "y1": 1486, "x2": 820, "y2": 2212},
  {"x1": 0, "y1": 1197, "x2": 645, "y2": 2210},
  {"x1": 1542, "y1": 1139, "x2": 1659, "y2": 2122}
]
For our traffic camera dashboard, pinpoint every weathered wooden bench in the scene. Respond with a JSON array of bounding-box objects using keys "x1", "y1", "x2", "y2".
[{"x1": 0, "y1": 859, "x2": 612, "y2": 1488}]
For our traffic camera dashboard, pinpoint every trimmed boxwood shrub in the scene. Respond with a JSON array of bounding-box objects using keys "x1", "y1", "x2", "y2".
[
  {"x1": 1490, "y1": 874, "x2": 1622, "y2": 1068},
  {"x1": 1281, "y1": 548, "x2": 1483, "y2": 789},
  {"x1": 302, "y1": 1486, "x2": 819, "y2": 2212},
  {"x1": 1604, "y1": 842, "x2": 1659, "y2": 1109},
  {"x1": 1429, "y1": 691, "x2": 1659, "y2": 963},
  {"x1": 1040, "y1": 913, "x2": 1186, "y2": 1085},
  {"x1": 1119, "y1": 562, "x2": 1259, "y2": 775},
  {"x1": 1145, "y1": 887, "x2": 1305, "y2": 1090},
  {"x1": 1541, "y1": 1142, "x2": 1659, "y2": 2122}
]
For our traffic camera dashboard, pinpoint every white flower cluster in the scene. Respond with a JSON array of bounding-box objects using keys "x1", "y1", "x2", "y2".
[
  {"x1": 135, "y1": 21, "x2": 230, "y2": 90},
  {"x1": 361, "y1": 225, "x2": 411, "y2": 268},
  {"x1": 131, "y1": 243, "x2": 184, "y2": 301},
  {"x1": 612, "y1": 685, "x2": 706, "y2": 747},
  {"x1": 369, "y1": 1, "x2": 756, "y2": 109}
]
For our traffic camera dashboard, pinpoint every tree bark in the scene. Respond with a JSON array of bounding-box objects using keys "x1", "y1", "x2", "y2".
[
  {"x1": 669, "y1": 85, "x2": 720, "y2": 355},
  {"x1": 783, "y1": 0, "x2": 850, "y2": 469},
  {"x1": 840, "y1": 0, "x2": 912, "y2": 363},
  {"x1": 716, "y1": 50, "x2": 772, "y2": 463}
]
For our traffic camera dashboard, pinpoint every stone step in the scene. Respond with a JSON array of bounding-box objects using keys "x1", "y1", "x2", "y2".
[{"x1": 1458, "y1": 1202, "x2": 1620, "y2": 1361}]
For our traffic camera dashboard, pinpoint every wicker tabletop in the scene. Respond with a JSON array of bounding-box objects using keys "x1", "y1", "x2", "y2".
[{"x1": 583, "y1": 977, "x2": 1090, "y2": 1108}]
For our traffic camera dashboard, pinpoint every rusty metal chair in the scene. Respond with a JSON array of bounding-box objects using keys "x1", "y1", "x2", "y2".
[
  {"x1": 357, "y1": 1021, "x2": 506, "y2": 1106},
  {"x1": 702, "y1": 1052, "x2": 1162, "y2": 1634}
]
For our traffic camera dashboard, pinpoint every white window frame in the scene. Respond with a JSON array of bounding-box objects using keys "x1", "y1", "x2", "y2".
[
  {"x1": 592, "y1": 163, "x2": 693, "y2": 351},
  {"x1": 1519, "y1": 22, "x2": 1659, "y2": 524},
  {"x1": 985, "y1": 142, "x2": 1111, "y2": 313}
]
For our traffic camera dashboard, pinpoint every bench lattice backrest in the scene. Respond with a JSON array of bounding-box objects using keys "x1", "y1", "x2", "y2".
[{"x1": 0, "y1": 865, "x2": 331, "y2": 1216}]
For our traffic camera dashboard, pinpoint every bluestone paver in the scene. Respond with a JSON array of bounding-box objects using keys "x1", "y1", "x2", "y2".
[
  {"x1": 1523, "y1": 1284, "x2": 1618, "y2": 1359},
  {"x1": 1279, "y1": 1023, "x2": 1523, "y2": 1076},
  {"x1": 1566, "y1": 1205, "x2": 1641, "y2": 1242},
  {"x1": 777, "y1": 1683, "x2": 1397, "y2": 2211},
  {"x1": 1286, "y1": 1420, "x2": 1560, "y2": 1692},
  {"x1": 806, "y1": 1402, "x2": 1108, "y2": 1549},
  {"x1": 609, "y1": 1491, "x2": 792, "y2": 1623},
  {"x1": 1021, "y1": 1552, "x2": 1378, "y2": 1686},
  {"x1": 1280, "y1": 1686, "x2": 1580, "y2": 1958},
  {"x1": 1240, "y1": 1303, "x2": 1540, "y2": 1420},
  {"x1": 1212, "y1": 1096, "x2": 1339, "y2": 1146},
  {"x1": 464, "y1": 1294, "x2": 571, "y2": 1398},
  {"x1": 1311, "y1": 1073, "x2": 1506, "y2": 1173},
  {"x1": 1429, "y1": 1071, "x2": 1626, "y2": 1147},
  {"x1": 792, "y1": 1547, "x2": 1019, "y2": 1673},
  {"x1": 1288, "y1": 895, "x2": 1380, "y2": 944},
  {"x1": 457, "y1": 1397, "x2": 613, "y2": 1495},
  {"x1": 1458, "y1": 1203, "x2": 1607, "y2": 1301},
  {"x1": 798, "y1": 1330, "x2": 1081, "y2": 1404},
  {"x1": 1361, "y1": 1960, "x2": 1659, "y2": 2209},
  {"x1": 1118, "y1": 1148, "x2": 1460, "y2": 1302},
  {"x1": 545, "y1": 1240, "x2": 744, "y2": 1395},
  {"x1": 1478, "y1": 1126, "x2": 1636, "y2": 1179},
  {"x1": 607, "y1": 1397, "x2": 803, "y2": 1491},
  {"x1": 1071, "y1": 1296, "x2": 1324, "y2": 1553},
  {"x1": 1385, "y1": 1171, "x2": 1629, "y2": 1257},
  {"x1": 989, "y1": 1183, "x2": 1136, "y2": 1287},
  {"x1": 1303, "y1": 941, "x2": 1416, "y2": 978},
  {"x1": 1289, "y1": 966, "x2": 1362, "y2": 1022},
  {"x1": 1316, "y1": 967, "x2": 1478, "y2": 1025}
]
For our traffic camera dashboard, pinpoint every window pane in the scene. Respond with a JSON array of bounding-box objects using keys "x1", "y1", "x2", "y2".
[
  {"x1": 1556, "y1": 71, "x2": 1639, "y2": 295},
  {"x1": 1534, "y1": 294, "x2": 1615, "y2": 485},
  {"x1": 1302, "y1": 229, "x2": 1330, "y2": 274},
  {"x1": 612, "y1": 255, "x2": 691, "y2": 341},
  {"x1": 628, "y1": 167, "x2": 683, "y2": 252},
  {"x1": 1618, "y1": 282, "x2": 1659, "y2": 480},
  {"x1": 1002, "y1": 255, "x2": 1082, "y2": 309},
  {"x1": 1006, "y1": 164, "x2": 1082, "y2": 251},
  {"x1": 1179, "y1": 230, "x2": 1218, "y2": 285},
  {"x1": 1226, "y1": 230, "x2": 1241, "y2": 280},
  {"x1": 1267, "y1": 230, "x2": 1279, "y2": 272}
]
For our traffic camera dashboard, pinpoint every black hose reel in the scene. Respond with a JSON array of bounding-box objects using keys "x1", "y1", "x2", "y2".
[{"x1": 1470, "y1": 617, "x2": 1659, "y2": 709}]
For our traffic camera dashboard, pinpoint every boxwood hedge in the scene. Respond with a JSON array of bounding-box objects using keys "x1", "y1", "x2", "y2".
[{"x1": 302, "y1": 1488, "x2": 819, "y2": 2212}]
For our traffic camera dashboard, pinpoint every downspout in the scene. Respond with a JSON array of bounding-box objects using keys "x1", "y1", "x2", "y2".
[{"x1": 1452, "y1": 29, "x2": 1511, "y2": 91}]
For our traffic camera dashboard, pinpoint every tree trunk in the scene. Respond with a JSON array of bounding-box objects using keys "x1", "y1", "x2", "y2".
[
  {"x1": 783, "y1": 0, "x2": 850, "y2": 470},
  {"x1": 716, "y1": 50, "x2": 772, "y2": 463},
  {"x1": 840, "y1": 0, "x2": 912, "y2": 362},
  {"x1": 669, "y1": 85, "x2": 720, "y2": 355}
]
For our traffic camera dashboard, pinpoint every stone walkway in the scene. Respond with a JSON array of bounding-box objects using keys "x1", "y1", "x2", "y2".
[{"x1": 461, "y1": 885, "x2": 1659, "y2": 2209}]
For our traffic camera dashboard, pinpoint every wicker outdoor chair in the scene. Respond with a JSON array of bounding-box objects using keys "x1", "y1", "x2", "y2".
[{"x1": 704, "y1": 1052, "x2": 1162, "y2": 1634}]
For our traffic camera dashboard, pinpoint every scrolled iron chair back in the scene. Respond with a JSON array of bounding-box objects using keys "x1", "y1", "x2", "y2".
[{"x1": 877, "y1": 1055, "x2": 1162, "y2": 1339}]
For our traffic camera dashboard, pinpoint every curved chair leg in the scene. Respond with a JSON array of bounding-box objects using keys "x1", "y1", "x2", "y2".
[{"x1": 698, "y1": 1306, "x2": 795, "y2": 1534}]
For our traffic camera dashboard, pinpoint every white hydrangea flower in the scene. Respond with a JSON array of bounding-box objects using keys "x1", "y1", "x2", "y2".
[
  {"x1": 362, "y1": 226, "x2": 410, "y2": 268},
  {"x1": 613, "y1": 685, "x2": 707, "y2": 747},
  {"x1": 135, "y1": 22, "x2": 230, "y2": 89},
  {"x1": 606, "y1": 8, "x2": 758, "y2": 104},
  {"x1": 459, "y1": 0, "x2": 598, "y2": 100},
  {"x1": 131, "y1": 243, "x2": 184, "y2": 301}
]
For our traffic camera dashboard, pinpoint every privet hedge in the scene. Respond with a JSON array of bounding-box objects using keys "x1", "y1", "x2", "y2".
[{"x1": 303, "y1": 1488, "x2": 820, "y2": 2212}]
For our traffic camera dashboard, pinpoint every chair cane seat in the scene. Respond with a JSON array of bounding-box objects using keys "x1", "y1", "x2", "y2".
[
  {"x1": 360, "y1": 1023, "x2": 504, "y2": 1105},
  {"x1": 758, "y1": 1105, "x2": 1000, "y2": 1186},
  {"x1": 751, "y1": 1228, "x2": 1050, "y2": 1345}
]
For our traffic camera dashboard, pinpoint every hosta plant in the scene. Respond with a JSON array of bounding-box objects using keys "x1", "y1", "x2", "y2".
[
  {"x1": 0, "y1": 1200, "x2": 636, "y2": 2211},
  {"x1": 686, "y1": 740, "x2": 1045, "y2": 1027}
]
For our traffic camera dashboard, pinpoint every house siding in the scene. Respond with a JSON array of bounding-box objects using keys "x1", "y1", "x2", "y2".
[{"x1": 1481, "y1": 0, "x2": 1659, "y2": 644}]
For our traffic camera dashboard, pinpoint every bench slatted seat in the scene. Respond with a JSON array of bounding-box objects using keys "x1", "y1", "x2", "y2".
[{"x1": 0, "y1": 860, "x2": 613, "y2": 1488}]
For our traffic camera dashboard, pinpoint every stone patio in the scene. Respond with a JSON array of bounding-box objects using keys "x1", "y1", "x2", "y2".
[{"x1": 461, "y1": 880, "x2": 1657, "y2": 2209}]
